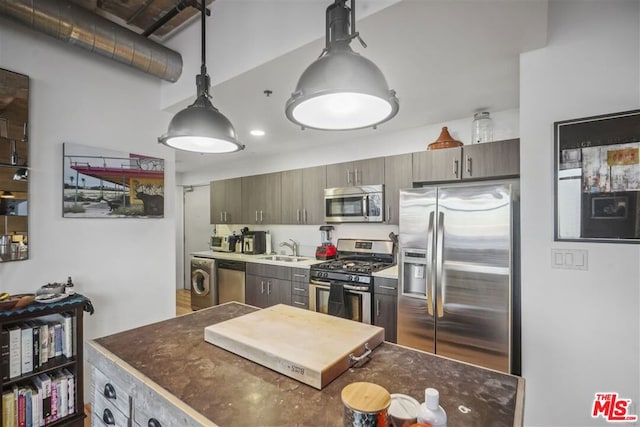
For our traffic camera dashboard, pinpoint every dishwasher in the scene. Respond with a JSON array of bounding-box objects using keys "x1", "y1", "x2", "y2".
[{"x1": 216, "y1": 260, "x2": 246, "y2": 304}]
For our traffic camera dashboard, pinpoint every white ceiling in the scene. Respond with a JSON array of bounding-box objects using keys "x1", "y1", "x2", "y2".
[{"x1": 174, "y1": 0, "x2": 548, "y2": 173}]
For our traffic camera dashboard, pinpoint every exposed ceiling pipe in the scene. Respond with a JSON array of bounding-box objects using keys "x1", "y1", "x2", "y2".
[{"x1": 0, "y1": 0, "x2": 183, "y2": 82}]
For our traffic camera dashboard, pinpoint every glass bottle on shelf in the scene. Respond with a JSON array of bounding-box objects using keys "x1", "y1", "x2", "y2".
[{"x1": 471, "y1": 111, "x2": 493, "y2": 144}]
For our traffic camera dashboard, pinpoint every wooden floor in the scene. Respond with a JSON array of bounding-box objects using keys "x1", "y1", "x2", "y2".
[
  {"x1": 85, "y1": 290, "x2": 193, "y2": 425},
  {"x1": 176, "y1": 288, "x2": 192, "y2": 316}
]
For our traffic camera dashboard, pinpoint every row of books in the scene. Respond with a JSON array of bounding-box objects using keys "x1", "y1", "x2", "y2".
[
  {"x1": 1, "y1": 368, "x2": 76, "y2": 427},
  {"x1": 0, "y1": 314, "x2": 74, "y2": 381}
]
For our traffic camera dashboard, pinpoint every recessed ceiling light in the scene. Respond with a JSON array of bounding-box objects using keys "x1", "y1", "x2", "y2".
[{"x1": 250, "y1": 129, "x2": 266, "y2": 137}]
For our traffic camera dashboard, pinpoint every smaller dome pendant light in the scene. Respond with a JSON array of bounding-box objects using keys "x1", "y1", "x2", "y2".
[
  {"x1": 285, "y1": 0, "x2": 398, "y2": 131},
  {"x1": 158, "y1": 0, "x2": 244, "y2": 153}
]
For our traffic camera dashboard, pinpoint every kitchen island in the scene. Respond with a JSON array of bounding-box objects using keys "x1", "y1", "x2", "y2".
[{"x1": 87, "y1": 303, "x2": 524, "y2": 426}]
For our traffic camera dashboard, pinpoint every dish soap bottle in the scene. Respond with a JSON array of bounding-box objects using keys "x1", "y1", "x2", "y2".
[{"x1": 417, "y1": 388, "x2": 447, "y2": 427}]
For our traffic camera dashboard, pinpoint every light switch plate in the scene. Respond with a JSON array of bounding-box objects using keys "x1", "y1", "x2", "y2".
[{"x1": 551, "y1": 248, "x2": 588, "y2": 270}]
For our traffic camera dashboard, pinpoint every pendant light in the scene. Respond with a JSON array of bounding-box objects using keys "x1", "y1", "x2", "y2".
[
  {"x1": 285, "y1": 0, "x2": 398, "y2": 131},
  {"x1": 158, "y1": 0, "x2": 244, "y2": 153}
]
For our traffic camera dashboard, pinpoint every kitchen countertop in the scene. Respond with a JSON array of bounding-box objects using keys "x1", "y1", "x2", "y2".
[
  {"x1": 373, "y1": 264, "x2": 398, "y2": 279},
  {"x1": 89, "y1": 303, "x2": 524, "y2": 426},
  {"x1": 192, "y1": 251, "x2": 400, "y2": 279},
  {"x1": 191, "y1": 250, "x2": 323, "y2": 268}
]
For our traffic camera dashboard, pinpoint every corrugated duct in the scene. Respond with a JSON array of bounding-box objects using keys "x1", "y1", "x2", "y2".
[{"x1": 0, "y1": 0, "x2": 183, "y2": 82}]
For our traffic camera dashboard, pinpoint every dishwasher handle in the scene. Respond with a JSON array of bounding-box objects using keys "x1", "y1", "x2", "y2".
[{"x1": 217, "y1": 261, "x2": 246, "y2": 271}]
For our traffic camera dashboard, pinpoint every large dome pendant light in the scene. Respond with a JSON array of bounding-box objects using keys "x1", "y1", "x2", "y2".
[
  {"x1": 158, "y1": 0, "x2": 244, "y2": 153},
  {"x1": 285, "y1": 0, "x2": 398, "y2": 131}
]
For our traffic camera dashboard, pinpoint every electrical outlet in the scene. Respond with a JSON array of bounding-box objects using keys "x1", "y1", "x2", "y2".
[{"x1": 551, "y1": 249, "x2": 588, "y2": 270}]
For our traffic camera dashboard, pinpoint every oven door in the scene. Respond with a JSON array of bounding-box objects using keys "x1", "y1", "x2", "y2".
[
  {"x1": 309, "y1": 279, "x2": 372, "y2": 324},
  {"x1": 324, "y1": 186, "x2": 384, "y2": 223}
]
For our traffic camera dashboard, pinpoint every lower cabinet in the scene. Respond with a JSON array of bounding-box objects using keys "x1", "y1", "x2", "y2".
[
  {"x1": 373, "y1": 277, "x2": 398, "y2": 343},
  {"x1": 88, "y1": 346, "x2": 204, "y2": 427},
  {"x1": 245, "y1": 264, "x2": 293, "y2": 308}
]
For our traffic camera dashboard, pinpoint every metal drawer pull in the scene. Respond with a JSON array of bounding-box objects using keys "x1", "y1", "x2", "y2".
[
  {"x1": 293, "y1": 287, "x2": 306, "y2": 292},
  {"x1": 293, "y1": 301, "x2": 306, "y2": 306},
  {"x1": 293, "y1": 274, "x2": 306, "y2": 278},
  {"x1": 102, "y1": 408, "x2": 115, "y2": 425},
  {"x1": 348, "y1": 343, "x2": 372, "y2": 367},
  {"x1": 148, "y1": 418, "x2": 162, "y2": 427},
  {"x1": 378, "y1": 285, "x2": 396, "y2": 290},
  {"x1": 103, "y1": 383, "x2": 116, "y2": 399}
]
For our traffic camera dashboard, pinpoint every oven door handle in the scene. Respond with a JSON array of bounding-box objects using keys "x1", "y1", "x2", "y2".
[
  {"x1": 310, "y1": 279, "x2": 331, "y2": 288},
  {"x1": 343, "y1": 284, "x2": 370, "y2": 292}
]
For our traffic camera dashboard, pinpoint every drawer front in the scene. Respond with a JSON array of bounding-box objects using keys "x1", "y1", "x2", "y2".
[
  {"x1": 247, "y1": 263, "x2": 291, "y2": 280},
  {"x1": 291, "y1": 294, "x2": 309, "y2": 309},
  {"x1": 291, "y1": 268, "x2": 309, "y2": 283},
  {"x1": 94, "y1": 392, "x2": 130, "y2": 427},
  {"x1": 133, "y1": 383, "x2": 203, "y2": 427},
  {"x1": 93, "y1": 366, "x2": 132, "y2": 417},
  {"x1": 374, "y1": 278, "x2": 398, "y2": 296},
  {"x1": 291, "y1": 281, "x2": 308, "y2": 296}
]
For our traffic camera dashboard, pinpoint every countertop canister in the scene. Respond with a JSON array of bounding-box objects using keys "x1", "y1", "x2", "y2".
[{"x1": 342, "y1": 382, "x2": 391, "y2": 427}]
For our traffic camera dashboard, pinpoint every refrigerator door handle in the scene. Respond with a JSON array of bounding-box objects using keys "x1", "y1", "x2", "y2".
[
  {"x1": 426, "y1": 211, "x2": 435, "y2": 316},
  {"x1": 436, "y1": 211, "x2": 445, "y2": 319}
]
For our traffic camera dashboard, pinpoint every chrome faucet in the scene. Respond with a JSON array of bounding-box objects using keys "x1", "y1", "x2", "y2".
[{"x1": 280, "y1": 239, "x2": 299, "y2": 256}]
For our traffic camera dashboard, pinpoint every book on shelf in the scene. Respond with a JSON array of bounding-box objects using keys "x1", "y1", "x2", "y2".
[
  {"x1": 20, "y1": 324, "x2": 33, "y2": 375},
  {"x1": 61, "y1": 314, "x2": 73, "y2": 359},
  {"x1": 2, "y1": 388, "x2": 16, "y2": 427},
  {"x1": 61, "y1": 368, "x2": 75, "y2": 415},
  {"x1": 31, "y1": 322, "x2": 40, "y2": 371},
  {"x1": 1, "y1": 328, "x2": 9, "y2": 381},
  {"x1": 38, "y1": 323, "x2": 48, "y2": 366},
  {"x1": 8, "y1": 325, "x2": 21, "y2": 379}
]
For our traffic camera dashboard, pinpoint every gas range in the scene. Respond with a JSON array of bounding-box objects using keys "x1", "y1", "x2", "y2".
[{"x1": 310, "y1": 239, "x2": 395, "y2": 288}]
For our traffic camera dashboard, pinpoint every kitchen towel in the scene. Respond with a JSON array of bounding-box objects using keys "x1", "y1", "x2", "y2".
[{"x1": 327, "y1": 283, "x2": 352, "y2": 319}]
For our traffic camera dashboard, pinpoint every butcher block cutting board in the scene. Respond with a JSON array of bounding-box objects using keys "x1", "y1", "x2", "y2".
[{"x1": 204, "y1": 304, "x2": 384, "y2": 389}]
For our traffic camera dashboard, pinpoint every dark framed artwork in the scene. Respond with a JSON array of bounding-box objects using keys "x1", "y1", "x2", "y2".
[
  {"x1": 555, "y1": 109, "x2": 640, "y2": 242},
  {"x1": 62, "y1": 142, "x2": 165, "y2": 218}
]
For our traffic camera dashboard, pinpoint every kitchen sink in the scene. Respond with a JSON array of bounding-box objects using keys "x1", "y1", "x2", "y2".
[{"x1": 259, "y1": 255, "x2": 309, "y2": 263}]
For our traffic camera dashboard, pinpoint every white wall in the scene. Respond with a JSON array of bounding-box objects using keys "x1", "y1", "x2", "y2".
[
  {"x1": 0, "y1": 18, "x2": 177, "y2": 393},
  {"x1": 520, "y1": 1, "x2": 640, "y2": 426}
]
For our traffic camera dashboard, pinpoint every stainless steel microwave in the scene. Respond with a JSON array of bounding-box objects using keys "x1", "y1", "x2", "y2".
[{"x1": 324, "y1": 185, "x2": 384, "y2": 223}]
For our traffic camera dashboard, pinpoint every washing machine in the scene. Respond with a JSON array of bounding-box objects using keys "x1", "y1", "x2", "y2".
[{"x1": 191, "y1": 257, "x2": 217, "y2": 310}]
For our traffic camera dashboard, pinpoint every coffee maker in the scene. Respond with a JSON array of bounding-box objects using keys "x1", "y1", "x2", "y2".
[
  {"x1": 242, "y1": 231, "x2": 267, "y2": 254},
  {"x1": 315, "y1": 225, "x2": 337, "y2": 260}
]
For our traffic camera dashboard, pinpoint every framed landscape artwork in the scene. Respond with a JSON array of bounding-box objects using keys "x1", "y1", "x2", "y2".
[
  {"x1": 555, "y1": 109, "x2": 640, "y2": 242},
  {"x1": 62, "y1": 143, "x2": 165, "y2": 218}
]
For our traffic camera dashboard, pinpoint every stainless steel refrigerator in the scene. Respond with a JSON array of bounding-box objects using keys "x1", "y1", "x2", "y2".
[{"x1": 398, "y1": 180, "x2": 520, "y2": 374}]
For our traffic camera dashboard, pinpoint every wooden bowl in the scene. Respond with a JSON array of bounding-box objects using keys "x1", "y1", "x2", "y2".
[
  {"x1": 13, "y1": 293, "x2": 36, "y2": 309},
  {"x1": 0, "y1": 297, "x2": 20, "y2": 311}
]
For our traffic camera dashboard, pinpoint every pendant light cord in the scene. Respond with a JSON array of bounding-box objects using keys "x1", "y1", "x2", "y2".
[{"x1": 201, "y1": 0, "x2": 206, "y2": 76}]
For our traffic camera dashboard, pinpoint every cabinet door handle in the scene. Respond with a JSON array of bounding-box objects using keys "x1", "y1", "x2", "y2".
[
  {"x1": 103, "y1": 383, "x2": 116, "y2": 399},
  {"x1": 224, "y1": 211, "x2": 228, "y2": 222},
  {"x1": 354, "y1": 168, "x2": 360, "y2": 184},
  {"x1": 466, "y1": 155, "x2": 472, "y2": 176},
  {"x1": 255, "y1": 211, "x2": 258, "y2": 222},
  {"x1": 379, "y1": 285, "x2": 396, "y2": 290},
  {"x1": 260, "y1": 210, "x2": 264, "y2": 222},
  {"x1": 293, "y1": 287, "x2": 306, "y2": 292},
  {"x1": 102, "y1": 408, "x2": 115, "y2": 425},
  {"x1": 293, "y1": 274, "x2": 306, "y2": 278},
  {"x1": 387, "y1": 205, "x2": 391, "y2": 222},
  {"x1": 376, "y1": 298, "x2": 380, "y2": 317},
  {"x1": 293, "y1": 301, "x2": 306, "y2": 307},
  {"x1": 346, "y1": 169, "x2": 351, "y2": 184},
  {"x1": 453, "y1": 159, "x2": 459, "y2": 178},
  {"x1": 220, "y1": 212, "x2": 223, "y2": 222},
  {"x1": 267, "y1": 281, "x2": 272, "y2": 295},
  {"x1": 296, "y1": 209, "x2": 300, "y2": 223},
  {"x1": 148, "y1": 418, "x2": 162, "y2": 427},
  {"x1": 304, "y1": 209, "x2": 308, "y2": 223},
  {"x1": 261, "y1": 281, "x2": 265, "y2": 294}
]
